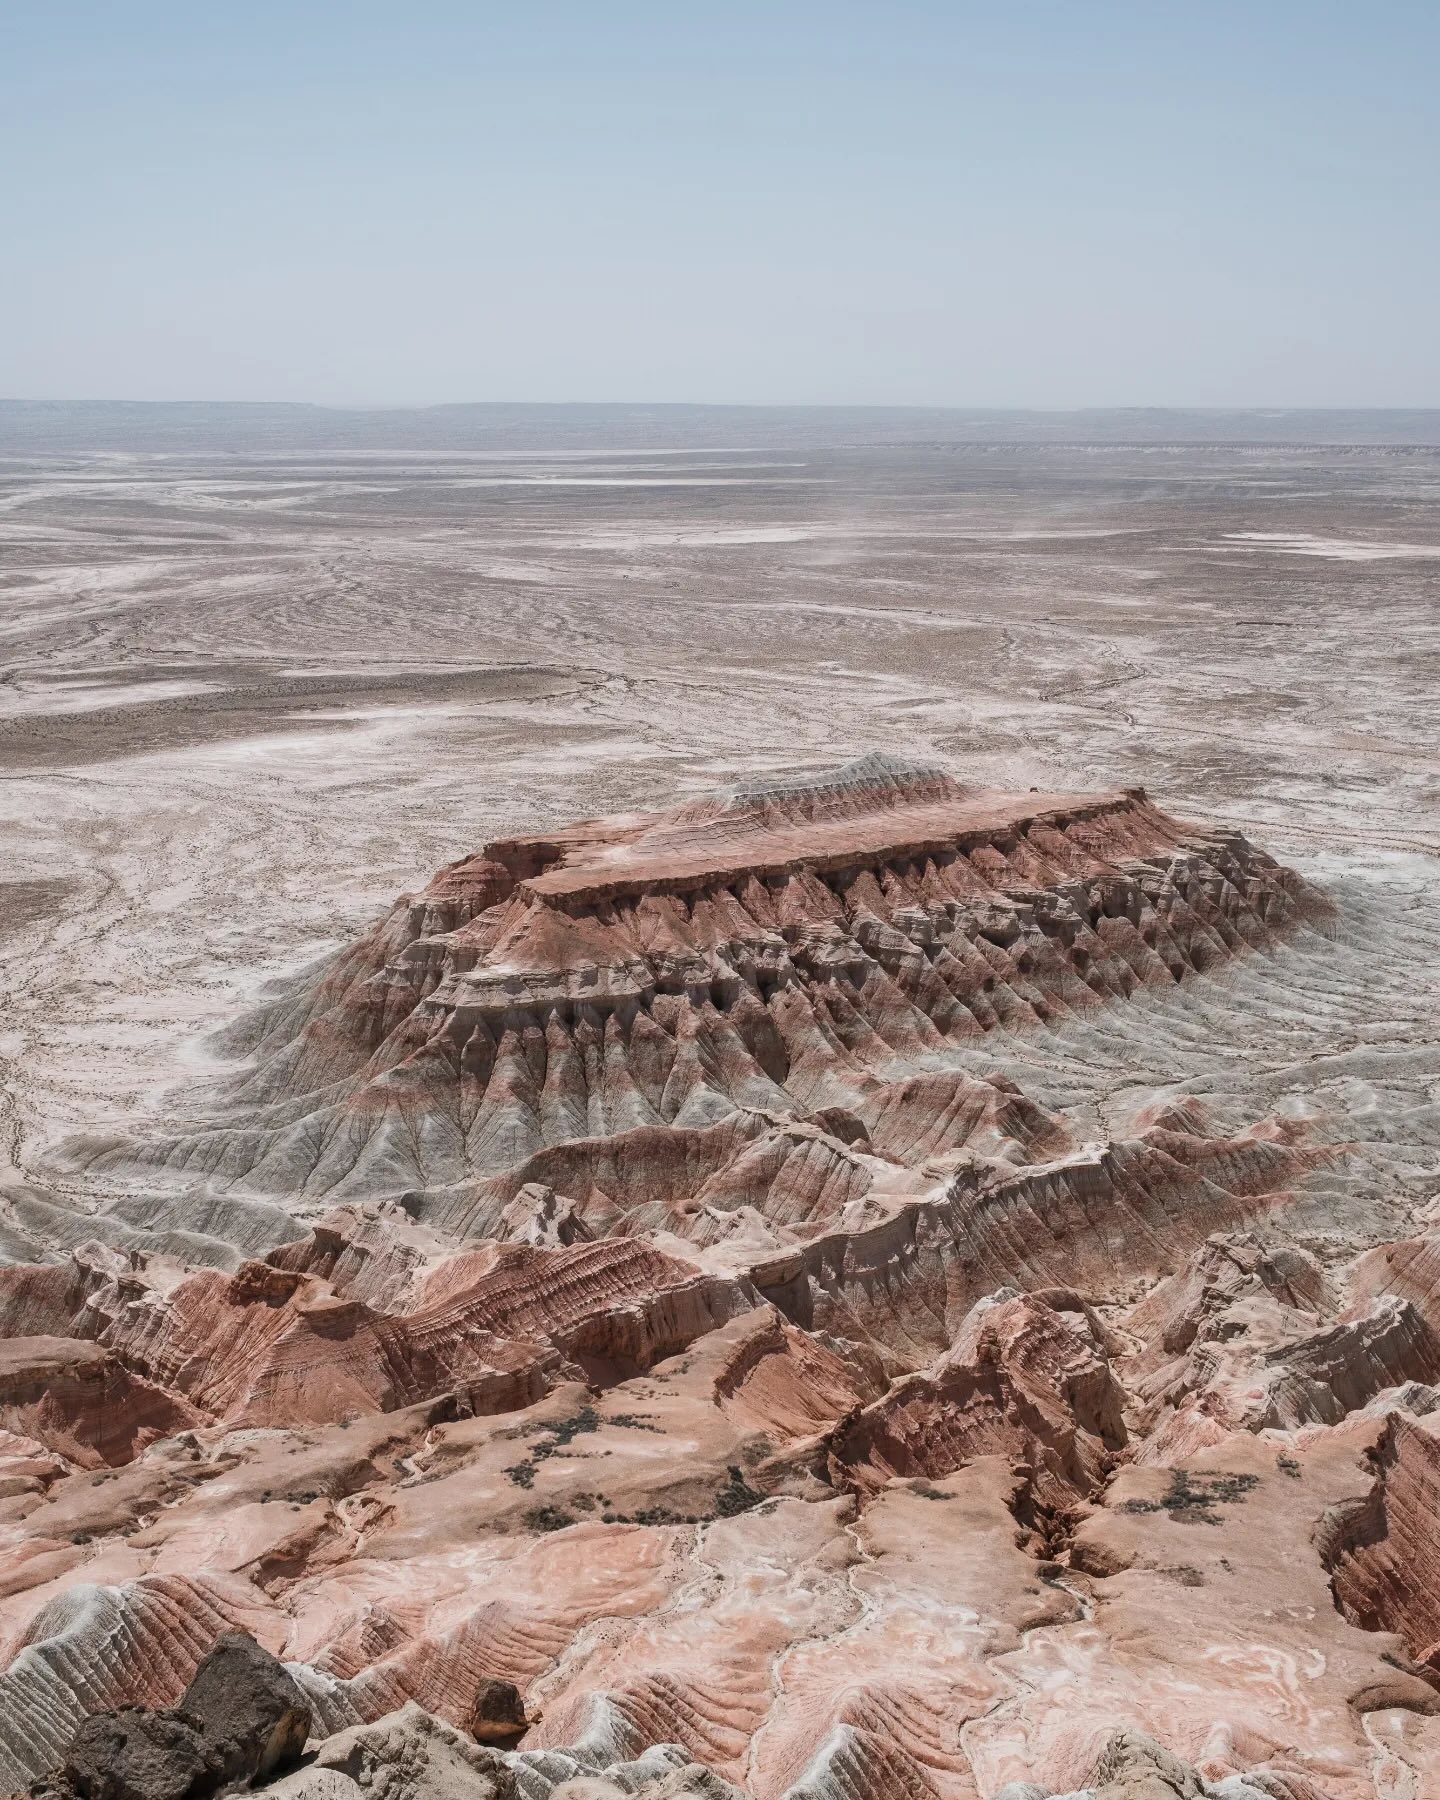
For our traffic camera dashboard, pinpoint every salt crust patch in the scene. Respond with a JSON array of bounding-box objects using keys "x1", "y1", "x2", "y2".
[{"x1": 1219, "y1": 532, "x2": 1440, "y2": 560}]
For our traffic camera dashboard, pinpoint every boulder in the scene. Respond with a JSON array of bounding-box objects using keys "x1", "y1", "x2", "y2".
[
  {"x1": 459, "y1": 1678, "x2": 528, "y2": 1746},
  {"x1": 28, "y1": 1632, "x2": 311, "y2": 1800},
  {"x1": 179, "y1": 1631, "x2": 312, "y2": 1786},
  {"x1": 45, "y1": 1708, "x2": 210, "y2": 1800},
  {"x1": 1089, "y1": 1730, "x2": 1205, "y2": 1800},
  {"x1": 298, "y1": 1705, "x2": 515, "y2": 1800}
]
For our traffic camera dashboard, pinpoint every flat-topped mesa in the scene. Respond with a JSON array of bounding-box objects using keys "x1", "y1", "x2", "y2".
[
  {"x1": 409, "y1": 752, "x2": 972, "y2": 924},
  {"x1": 306, "y1": 757, "x2": 1315, "y2": 1044},
  {"x1": 70, "y1": 759, "x2": 1327, "y2": 1223},
  {"x1": 490, "y1": 753, "x2": 1022, "y2": 906}
]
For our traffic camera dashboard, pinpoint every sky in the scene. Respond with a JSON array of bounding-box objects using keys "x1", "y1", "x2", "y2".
[{"x1": 3, "y1": 2, "x2": 1438, "y2": 408}]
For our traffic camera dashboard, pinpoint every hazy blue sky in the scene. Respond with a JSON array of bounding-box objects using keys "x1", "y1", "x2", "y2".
[{"x1": 4, "y1": 2, "x2": 1437, "y2": 407}]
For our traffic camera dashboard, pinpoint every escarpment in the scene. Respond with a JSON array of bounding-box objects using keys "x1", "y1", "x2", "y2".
[
  {"x1": 59, "y1": 757, "x2": 1325, "y2": 1239},
  {"x1": 13, "y1": 757, "x2": 1440, "y2": 1800}
]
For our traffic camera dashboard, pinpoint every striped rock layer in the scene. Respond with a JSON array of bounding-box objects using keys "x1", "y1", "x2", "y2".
[{"x1": 9, "y1": 761, "x2": 1436, "y2": 1798}]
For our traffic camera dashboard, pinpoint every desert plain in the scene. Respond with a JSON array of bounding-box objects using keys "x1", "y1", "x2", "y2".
[{"x1": 0, "y1": 408, "x2": 1438, "y2": 1800}]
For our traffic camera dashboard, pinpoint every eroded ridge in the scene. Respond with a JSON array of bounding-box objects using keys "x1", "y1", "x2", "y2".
[
  {"x1": 61, "y1": 757, "x2": 1323, "y2": 1239},
  {"x1": 13, "y1": 762, "x2": 1439, "y2": 1798}
]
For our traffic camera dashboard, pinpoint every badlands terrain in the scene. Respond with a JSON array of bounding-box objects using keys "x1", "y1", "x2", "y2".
[{"x1": 0, "y1": 408, "x2": 1438, "y2": 1799}]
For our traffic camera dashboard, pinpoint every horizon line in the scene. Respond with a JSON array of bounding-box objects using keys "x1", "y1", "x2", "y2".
[{"x1": 5, "y1": 398, "x2": 1440, "y2": 416}]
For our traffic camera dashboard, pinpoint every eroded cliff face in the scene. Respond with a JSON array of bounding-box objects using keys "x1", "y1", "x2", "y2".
[{"x1": 3, "y1": 759, "x2": 1438, "y2": 1799}]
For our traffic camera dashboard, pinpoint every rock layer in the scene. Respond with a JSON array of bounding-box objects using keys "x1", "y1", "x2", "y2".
[
  {"x1": 9, "y1": 761, "x2": 1437, "y2": 1798},
  {"x1": 59, "y1": 758, "x2": 1321, "y2": 1229}
]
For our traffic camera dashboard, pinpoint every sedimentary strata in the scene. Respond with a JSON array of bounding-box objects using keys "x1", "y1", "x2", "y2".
[
  {"x1": 56, "y1": 756, "x2": 1320, "y2": 1220},
  {"x1": 4, "y1": 760, "x2": 1438, "y2": 1797}
]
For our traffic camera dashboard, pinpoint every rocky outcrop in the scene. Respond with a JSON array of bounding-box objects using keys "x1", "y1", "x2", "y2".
[
  {"x1": 823, "y1": 1289, "x2": 1126, "y2": 1524},
  {"x1": 29, "y1": 1632, "x2": 311, "y2": 1800},
  {"x1": 0, "y1": 1232, "x2": 755, "y2": 1432},
  {"x1": 1321, "y1": 1411, "x2": 1440, "y2": 1671},
  {"x1": 0, "y1": 1579, "x2": 282, "y2": 1791},
  {"x1": 14, "y1": 762, "x2": 1429, "y2": 1798},
  {"x1": 1123, "y1": 1234, "x2": 1440, "y2": 1461},
  {"x1": 1079, "y1": 1731, "x2": 1211, "y2": 1799},
  {"x1": 29, "y1": 1690, "x2": 1343, "y2": 1800},
  {"x1": 59, "y1": 760, "x2": 1324, "y2": 1235},
  {"x1": 263, "y1": 1706, "x2": 515, "y2": 1800},
  {"x1": 0, "y1": 1337, "x2": 202, "y2": 1468},
  {"x1": 746, "y1": 1109, "x2": 1331, "y2": 1367}
]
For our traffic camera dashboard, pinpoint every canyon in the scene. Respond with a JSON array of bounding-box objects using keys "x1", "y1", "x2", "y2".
[{"x1": 0, "y1": 415, "x2": 1438, "y2": 1798}]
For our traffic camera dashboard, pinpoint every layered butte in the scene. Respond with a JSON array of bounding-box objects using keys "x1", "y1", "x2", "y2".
[
  {"x1": 6, "y1": 760, "x2": 1440, "y2": 1799},
  {"x1": 62, "y1": 755, "x2": 1323, "y2": 1250}
]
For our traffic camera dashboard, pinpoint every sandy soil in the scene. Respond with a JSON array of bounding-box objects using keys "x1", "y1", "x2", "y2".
[{"x1": 0, "y1": 435, "x2": 1437, "y2": 1225}]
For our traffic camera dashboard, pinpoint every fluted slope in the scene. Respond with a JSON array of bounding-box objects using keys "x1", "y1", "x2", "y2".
[
  {"x1": 12, "y1": 761, "x2": 1423, "y2": 1800},
  {"x1": 60, "y1": 760, "x2": 1323, "y2": 1235}
]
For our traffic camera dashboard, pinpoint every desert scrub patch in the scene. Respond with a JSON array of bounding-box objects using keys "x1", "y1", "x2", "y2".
[
  {"x1": 503, "y1": 1406, "x2": 603, "y2": 1487},
  {"x1": 1162, "y1": 1470, "x2": 1259, "y2": 1524},
  {"x1": 608, "y1": 1412, "x2": 663, "y2": 1433},
  {"x1": 1117, "y1": 1470, "x2": 1260, "y2": 1525},
  {"x1": 596, "y1": 1466, "x2": 766, "y2": 1528},
  {"x1": 601, "y1": 1503, "x2": 692, "y2": 1526},
  {"x1": 714, "y1": 1464, "x2": 765, "y2": 1517},
  {"x1": 525, "y1": 1504, "x2": 576, "y2": 1533}
]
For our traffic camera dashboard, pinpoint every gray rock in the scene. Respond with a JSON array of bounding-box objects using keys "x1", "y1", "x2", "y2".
[
  {"x1": 259, "y1": 1772, "x2": 367, "y2": 1800},
  {"x1": 1089, "y1": 1729, "x2": 1205, "y2": 1800},
  {"x1": 45, "y1": 1707, "x2": 211, "y2": 1800},
  {"x1": 29, "y1": 1631, "x2": 312, "y2": 1800},
  {"x1": 304, "y1": 1705, "x2": 516, "y2": 1800},
  {"x1": 180, "y1": 1631, "x2": 313, "y2": 1786}
]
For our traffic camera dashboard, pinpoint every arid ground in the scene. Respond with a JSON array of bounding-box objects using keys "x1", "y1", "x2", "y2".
[
  {"x1": 1, "y1": 413, "x2": 1439, "y2": 1799},
  {"x1": 3, "y1": 427, "x2": 1436, "y2": 1184}
]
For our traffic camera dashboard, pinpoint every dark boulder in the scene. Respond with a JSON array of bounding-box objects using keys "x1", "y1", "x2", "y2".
[
  {"x1": 44, "y1": 1708, "x2": 209, "y2": 1800},
  {"x1": 30, "y1": 1631, "x2": 312, "y2": 1800},
  {"x1": 179, "y1": 1631, "x2": 312, "y2": 1785},
  {"x1": 460, "y1": 1677, "x2": 528, "y2": 1746}
]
